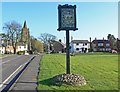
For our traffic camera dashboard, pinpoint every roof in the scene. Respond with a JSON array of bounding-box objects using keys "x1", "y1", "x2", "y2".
[
  {"x1": 0, "y1": 44, "x2": 6, "y2": 47},
  {"x1": 52, "y1": 40, "x2": 66, "y2": 47},
  {"x1": 23, "y1": 20, "x2": 27, "y2": 28},
  {"x1": 92, "y1": 40, "x2": 110, "y2": 43},
  {"x1": 17, "y1": 42, "x2": 26, "y2": 46},
  {"x1": 71, "y1": 40, "x2": 89, "y2": 43}
]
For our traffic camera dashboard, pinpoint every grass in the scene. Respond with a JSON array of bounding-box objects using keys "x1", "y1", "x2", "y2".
[
  {"x1": 0, "y1": 54, "x2": 3, "y2": 58},
  {"x1": 0, "y1": 54, "x2": 8, "y2": 58},
  {"x1": 38, "y1": 53, "x2": 118, "y2": 91}
]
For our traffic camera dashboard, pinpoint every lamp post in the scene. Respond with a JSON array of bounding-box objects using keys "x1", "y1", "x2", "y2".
[{"x1": 57, "y1": 4, "x2": 78, "y2": 74}]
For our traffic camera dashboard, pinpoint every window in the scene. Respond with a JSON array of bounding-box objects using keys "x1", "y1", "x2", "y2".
[
  {"x1": 76, "y1": 48, "x2": 79, "y2": 50},
  {"x1": 76, "y1": 43, "x2": 79, "y2": 45},
  {"x1": 106, "y1": 43, "x2": 110, "y2": 47},
  {"x1": 98, "y1": 43, "x2": 103, "y2": 46}
]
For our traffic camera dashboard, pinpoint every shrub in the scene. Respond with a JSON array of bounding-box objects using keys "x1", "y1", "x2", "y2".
[{"x1": 17, "y1": 51, "x2": 25, "y2": 55}]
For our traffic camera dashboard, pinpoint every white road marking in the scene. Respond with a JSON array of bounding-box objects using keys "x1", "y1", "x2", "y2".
[
  {"x1": 2, "y1": 60, "x2": 10, "y2": 64},
  {"x1": 0, "y1": 61, "x2": 29, "y2": 88},
  {"x1": 2, "y1": 55, "x2": 23, "y2": 64}
]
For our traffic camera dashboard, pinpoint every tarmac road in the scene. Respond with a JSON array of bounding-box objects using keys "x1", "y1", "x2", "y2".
[{"x1": 0, "y1": 55, "x2": 36, "y2": 90}]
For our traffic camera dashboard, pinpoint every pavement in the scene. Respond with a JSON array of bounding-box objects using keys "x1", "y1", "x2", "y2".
[{"x1": 11, "y1": 55, "x2": 42, "y2": 91}]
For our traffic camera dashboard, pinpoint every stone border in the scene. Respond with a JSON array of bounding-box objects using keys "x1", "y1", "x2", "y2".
[{"x1": 52, "y1": 73, "x2": 86, "y2": 86}]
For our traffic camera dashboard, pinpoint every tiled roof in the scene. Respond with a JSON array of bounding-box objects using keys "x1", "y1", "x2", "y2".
[
  {"x1": 71, "y1": 40, "x2": 89, "y2": 43},
  {"x1": 92, "y1": 40, "x2": 110, "y2": 43}
]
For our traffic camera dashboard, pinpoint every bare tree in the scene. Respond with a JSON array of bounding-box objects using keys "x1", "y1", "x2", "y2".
[
  {"x1": 38, "y1": 33, "x2": 56, "y2": 53},
  {"x1": 3, "y1": 21, "x2": 22, "y2": 54}
]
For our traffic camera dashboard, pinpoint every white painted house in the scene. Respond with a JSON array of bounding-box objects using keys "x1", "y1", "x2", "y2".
[
  {"x1": 6, "y1": 43, "x2": 28, "y2": 54},
  {"x1": 0, "y1": 45, "x2": 5, "y2": 54},
  {"x1": 0, "y1": 36, "x2": 5, "y2": 54},
  {"x1": 70, "y1": 40, "x2": 90, "y2": 53},
  {"x1": 17, "y1": 44, "x2": 28, "y2": 52}
]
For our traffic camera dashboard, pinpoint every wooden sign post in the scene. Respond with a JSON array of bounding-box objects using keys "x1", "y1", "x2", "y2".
[{"x1": 57, "y1": 4, "x2": 78, "y2": 74}]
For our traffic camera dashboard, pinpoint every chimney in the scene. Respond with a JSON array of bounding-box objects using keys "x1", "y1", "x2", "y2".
[
  {"x1": 89, "y1": 37, "x2": 91, "y2": 43},
  {"x1": 103, "y1": 37, "x2": 104, "y2": 40},
  {"x1": 95, "y1": 37, "x2": 97, "y2": 40}
]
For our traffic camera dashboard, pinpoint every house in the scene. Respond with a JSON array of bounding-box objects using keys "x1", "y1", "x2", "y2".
[
  {"x1": 0, "y1": 36, "x2": 5, "y2": 54},
  {"x1": 16, "y1": 43, "x2": 28, "y2": 52},
  {"x1": 0, "y1": 45, "x2": 5, "y2": 54},
  {"x1": 6, "y1": 43, "x2": 28, "y2": 54},
  {"x1": 92, "y1": 38, "x2": 111, "y2": 52},
  {"x1": 6, "y1": 45, "x2": 14, "y2": 54},
  {"x1": 70, "y1": 40, "x2": 90, "y2": 53},
  {"x1": 50, "y1": 40, "x2": 65, "y2": 53}
]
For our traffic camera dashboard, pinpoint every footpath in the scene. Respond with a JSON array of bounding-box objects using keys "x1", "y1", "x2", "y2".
[{"x1": 11, "y1": 55, "x2": 42, "y2": 91}]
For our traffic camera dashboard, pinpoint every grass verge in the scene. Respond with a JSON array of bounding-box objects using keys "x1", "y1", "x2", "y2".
[{"x1": 38, "y1": 53, "x2": 118, "y2": 91}]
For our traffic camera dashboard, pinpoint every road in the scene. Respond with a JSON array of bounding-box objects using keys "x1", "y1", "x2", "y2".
[{"x1": 0, "y1": 55, "x2": 37, "y2": 90}]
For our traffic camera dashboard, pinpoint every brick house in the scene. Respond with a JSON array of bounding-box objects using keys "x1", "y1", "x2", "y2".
[{"x1": 92, "y1": 38, "x2": 111, "y2": 52}]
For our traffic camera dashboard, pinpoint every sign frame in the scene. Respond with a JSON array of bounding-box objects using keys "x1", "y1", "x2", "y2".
[{"x1": 57, "y1": 4, "x2": 78, "y2": 31}]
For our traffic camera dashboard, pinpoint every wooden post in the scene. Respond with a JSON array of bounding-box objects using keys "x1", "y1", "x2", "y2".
[{"x1": 66, "y1": 30, "x2": 70, "y2": 74}]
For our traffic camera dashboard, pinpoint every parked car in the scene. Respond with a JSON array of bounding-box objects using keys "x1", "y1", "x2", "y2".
[
  {"x1": 112, "y1": 50, "x2": 117, "y2": 53},
  {"x1": 24, "y1": 51, "x2": 29, "y2": 55},
  {"x1": 24, "y1": 52, "x2": 29, "y2": 55}
]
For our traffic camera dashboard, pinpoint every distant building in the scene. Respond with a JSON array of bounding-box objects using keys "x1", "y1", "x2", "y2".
[
  {"x1": 16, "y1": 43, "x2": 28, "y2": 52},
  {"x1": 0, "y1": 45, "x2": 5, "y2": 54},
  {"x1": 6, "y1": 43, "x2": 28, "y2": 54},
  {"x1": 92, "y1": 38, "x2": 111, "y2": 52},
  {"x1": 21, "y1": 20, "x2": 31, "y2": 51},
  {"x1": 0, "y1": 36, "x2": 5, "y2": 54},
  {"x1": 51, "y1": 40, "x2": 65, "y2": 53},
  {"x1": 5, "y1": 21, "x2": 31, "y2": 54},
  {"x1": 70, "y1": 40, "x2": 90, "y2": 53},
  {"x1": 6, "y1": 45, "x2": 14, "y2": 54}
]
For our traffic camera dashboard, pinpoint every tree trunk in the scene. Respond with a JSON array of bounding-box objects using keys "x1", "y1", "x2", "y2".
[{"x1": 13, "y1": 46, "x2": 16, "y2": 54}]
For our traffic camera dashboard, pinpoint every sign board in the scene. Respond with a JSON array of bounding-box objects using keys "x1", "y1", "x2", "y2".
[{"x1": 57, "y1": 4, "x2": 78, "y2": 31}]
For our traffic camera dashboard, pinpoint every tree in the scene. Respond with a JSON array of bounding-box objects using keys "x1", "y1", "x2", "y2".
[
  {"x1": 107, "y1": 34, "x2": 117, "y2": 50},
  {"x1": 34, "y1": 40, "x2": 43, "y2": 53},
  {"x1": 38, "y1": 33, "x2": 57, "y2": 53},
  {"x1": 31, "y1": 36, "x2": 43, "y2": 53},
  {"x1": 3, "y1": 21, "x2": 22, "y2": 54}
]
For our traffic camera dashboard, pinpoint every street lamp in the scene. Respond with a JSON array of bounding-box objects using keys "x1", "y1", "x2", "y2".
[{"x1": 57, "y1": 4, "x2": 78, "y2": 74}]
